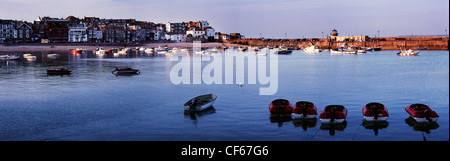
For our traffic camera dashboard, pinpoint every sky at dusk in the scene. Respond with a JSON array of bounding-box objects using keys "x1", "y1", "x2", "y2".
[{"x1": 1, "y1": 0, "x2": 448, "y2": 38}]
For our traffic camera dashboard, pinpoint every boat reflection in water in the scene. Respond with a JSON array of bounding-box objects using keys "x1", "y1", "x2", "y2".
[
  {"x1": 292, "y1": 118, "x2": 317, "y2": 131},
  {"x1": 362, "y1": 120, "x2": 389, "y2": 136},
  {"x1": 269, "y1": 115, "x2": 293, "y2": 127},
  {"x1": 405, "y1": 117, "x2": 439, "y2": 134},
  {"x1": 320, "y1": 121, "x2": 347, "y2": 136},
  {"x1": 184, "y1": 106, "x2": 216, "y2": 121}
]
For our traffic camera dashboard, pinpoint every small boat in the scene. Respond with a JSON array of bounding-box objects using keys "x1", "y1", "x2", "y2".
[
  {"x1": 319, "y1": 105, "x2": 347, "y2": 124},
  {"x1": 209, "y1": 47, "x2": 219, "y2": 53},
  {"x1": 255, "y1": 53, "x2": 267, "y2": 56},
  {"x1": 405, "y1": 104, "x2": 439, "y2": 123},
  {"x1": 47, "y1": 68, "x2": 72, "y2": 75},
  {"x1": 397, "y1": 49, "x2": 419, "y2": 56},
  {"x1": 362, "y1": 102, "x2": 389, "y2": 121},
  {"x1": 184, "y1": 94, "x2": 217, "y2": 111},
  {"x1": 112, "y1": 68, "x2": 140, "y2": 75},
  {"x1": 0, "y1": 55, "x2": 20, "y2": 60},
  {"x1": 47, "y1": 54, "x2": 59, "y2": 59},
  {"x1": 248, "y1": 47, "x2": 259, "y2": 52},
  {"x1": 144, "y1": 48, "x2": 153, "y2": 53},
  {"x1": 23, "y1": 54, "x2": 37, "y2": 60},
  {"x1": 292, "y1": 101, "x2": 317, "y2": 119},
  {"x1": 269, "y1": 99, "x2": 293, "y2": 116},
  {"x1": 277, "y1": 50, "x2": 293, "y2": 54},
  {"x1": 330, "y1": 49, "x2": 357, "y2": 55},
  {"x1": 357, "y1": 50, "x2": 366, "y2": 54},
  {"x1": 303, "y1": 45, "x2": 321, "y2": 53},
  {"x1": 70, "y1": 48, "x2": 84, "y2": 54}
]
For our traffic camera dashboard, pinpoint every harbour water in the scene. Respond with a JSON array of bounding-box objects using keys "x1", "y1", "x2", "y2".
[{"x1": 0, "y1": 49, "x2": 448, "y2": 141}]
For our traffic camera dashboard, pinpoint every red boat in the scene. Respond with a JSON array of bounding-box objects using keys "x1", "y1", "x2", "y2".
[
  {"x1": 269, "y1": 99, "x2": 293, "y2": 116},
  {"x1": 405, "y1": 104, "x2": 439, "y2": 123},
  {"x1": 292, "y1": 101, "x2": 317, "y2": 119},
  {"x1": 70, "y1": 48, "x2": 84, "y2": 54},
  {"x1": 363, "y1": 102, "x2": 389, "y2": 121},
  {"x1": 319, "y1": 105, "x2": 347, "y2": 124},
  {"x1": 47, "y1": 68, "x2": 72, "y2": 75},
  {"x1": 112, "y1": 68, "x2": 140, "y2": 75}
]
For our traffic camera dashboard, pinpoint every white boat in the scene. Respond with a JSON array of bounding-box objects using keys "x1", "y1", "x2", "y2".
[
  {"x1": 397, "y1": 49, "x2": 419, "y2": 56},
  {"x1": 95, "y1": 48, "x2": 106, "y2": 55},
  {"x1": 357, "y1": 50, "x2": 366, "y2": 54},
  {"x1": 184, "y1": 94, "x2": 217, "y2": 111},
  {"x1": 195, "y1": 51, "x2": 205, "y2": 54},
  {"x1": 47, "y1": 54, "x2": 59, "y2": 59},
  {"x1": 209, "y1": 47, "x2": 219, "y2": 53},
  {"x1": 303, "y1": 45, "x2": 322, "y2": 53},
  {"x1": 255, "y1": 53, "x2": 267, "y2": 56},
  {"x1": 330, "y1": 49, "x2": 357, "y2": 55},
  {"x1": 139, "y1": 47, "x2": 145, "y2": 51},
  {"x1": 23, "y1": 54, "x2": 37, "y2": 60},
  {"x1": 118, "y1": 48, "x2": 130, "y2": 55},
  {"x1": 144, "y1": 48, "x2": 153, "y2": 53},
  {"x1": 0, "y1": 55, "x2": 20, "y2": 60}
]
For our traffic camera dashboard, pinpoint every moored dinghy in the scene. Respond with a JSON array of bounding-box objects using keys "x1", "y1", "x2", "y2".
[
  {"x1": 269, "y1": 99, "x2": 293, "y2": 116},
  {"x1": 184, "y1": 94, "x2": 217, "y2": 111},
  {"x1": 292, "y1": 101, "x2": 317, "y2": 119},
  {"x1": 112, "y1": 67, "x2": 140, "y2": 75},
  {"x1": 319, "y1": 105, "x2": 347, "y2": 124},
  {"x1": 47, "y1": 68, "x2": 72, "y2": 75},
  {"x1": 405, "y1": 104, "x2": 439, "y2": 123},
  {"x1": 363, "y1": 102, "x2": 389, "y2": 121}
]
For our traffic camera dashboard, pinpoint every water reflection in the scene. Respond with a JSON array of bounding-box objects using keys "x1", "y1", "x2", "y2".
[
  {"x1": 320, "y1": 121, "x2": 347, "y2": 136},
  {"x1": 292, "y1": 118, "x2": 317, "y2": 131},
  {"x1": 269, "y1": 116, "x2": 293, "y2": 127},
  {"x1": 362, "y1": 120, "x2": 389, "y2": 136},
  {"x1": 184, "y1": 106, "x2": 216, "y2": 121},
  {"x1": 405, "y1": 117, "x2": 439, "y2": 134}
]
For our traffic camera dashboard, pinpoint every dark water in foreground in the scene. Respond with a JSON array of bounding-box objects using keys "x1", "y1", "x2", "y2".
[{"x1": 0, "y1": 49, "x2": 448, "y2": 141}]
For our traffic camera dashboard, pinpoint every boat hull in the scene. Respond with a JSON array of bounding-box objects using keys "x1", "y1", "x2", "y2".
[
  {"x1": 362, "y1": 102, "x2": 389, "y2": 121},
  {"x1": 319, "y1": 105, "x2": 347, "y2": 124},
  {"x1": 269, "y1": 99, "x2": 293, "y2": 116},
  {"x1": 292, "y1": 101, "x2": 317, "y2": 119},
  {"x1": 184, "y1": 94, "x2": 217, "y2": 112},
  {"x1": 112, "y1": 68, "x2": 140, "y2": 75},
  {"x1": 405, "y1": 104, "x2": 439, "y2": 123},
  {"x1": 277, "y1": 50, "x2": 292, "y2": 54},
  {"x1": 47, "y1": 69, "x2": 71, "y2": 75}
]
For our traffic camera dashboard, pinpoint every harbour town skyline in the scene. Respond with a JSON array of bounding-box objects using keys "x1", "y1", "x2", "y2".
[{"x1": 1, "y1": 0, "x2": 448, "y2": 38}]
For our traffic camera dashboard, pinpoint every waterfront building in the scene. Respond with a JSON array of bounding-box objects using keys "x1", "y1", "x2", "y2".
[
  {"x1": 68, "y1": 23, "x2": 87, "y2": 42},
  {"x1": 87, "y1": 25, "x2": 103, "y2": 42},
  {"x1": 42, "y1": 18, "x2": 69, "y2": 43},
  {"x1": 330, "y1": 29, "x2": 369, "y2": 42},
  {"x1": 165, "y1": 32, "x2": 186, "y2": 42},
  {"x1": 16, "y1": 22, "x2": 33, "y2": 43},
  {"x1": 186, "y1": 27, "x2": 205, "y2": 40},
  {"x1": 104, "y1": 24, "x2": 126, "y2": 43},
  {"x1": 166, "y1": 22, "x2": 186, "y2": 34},
  {"x1": 204, "y1": 27, "x2": 215, "y2": 41},
  {"x1": 0, "y1": 19, "x2": 17, "y2": 43}
]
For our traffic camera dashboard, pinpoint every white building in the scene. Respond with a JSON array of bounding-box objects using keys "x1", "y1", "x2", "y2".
[
  {"x1": 186, "y1": 28, "x2": 205, "y2": 39},
  {"x1": 68, "y1": 23, "x2": 87, "y2": 42},
  {"x1": 200, "y1": 20, "x2": 209, "y2": 30},
  {"x1": 165, "y1": 32, "x2": 186, "y2": 42},
  {"x1": 204, "y1": 27, "x2": 215, "y2": 38}
]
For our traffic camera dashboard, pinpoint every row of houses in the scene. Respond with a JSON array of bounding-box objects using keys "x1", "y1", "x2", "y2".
[{"x1": 1, "y1": 16, "x2": 244, "y2": 43}]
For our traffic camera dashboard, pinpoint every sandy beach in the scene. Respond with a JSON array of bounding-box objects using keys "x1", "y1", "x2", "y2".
[{"x1": 0, "y1": 42, "x2": 245, "y2": 52}]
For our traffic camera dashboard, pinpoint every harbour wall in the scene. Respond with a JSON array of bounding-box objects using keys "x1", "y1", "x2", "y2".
[{"x1": 226, "y1": 37, "x2": 449, "y2": 50}]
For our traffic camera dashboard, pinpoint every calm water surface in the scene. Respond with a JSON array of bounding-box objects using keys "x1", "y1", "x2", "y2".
[{"x1": 0, "y1": 49, "x2": 448, "y2": 141}]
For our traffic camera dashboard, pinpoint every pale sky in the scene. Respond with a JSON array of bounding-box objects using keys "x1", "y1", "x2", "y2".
[{"x1": 1, "y1": 0, "x2": 448, "y2": 38}]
